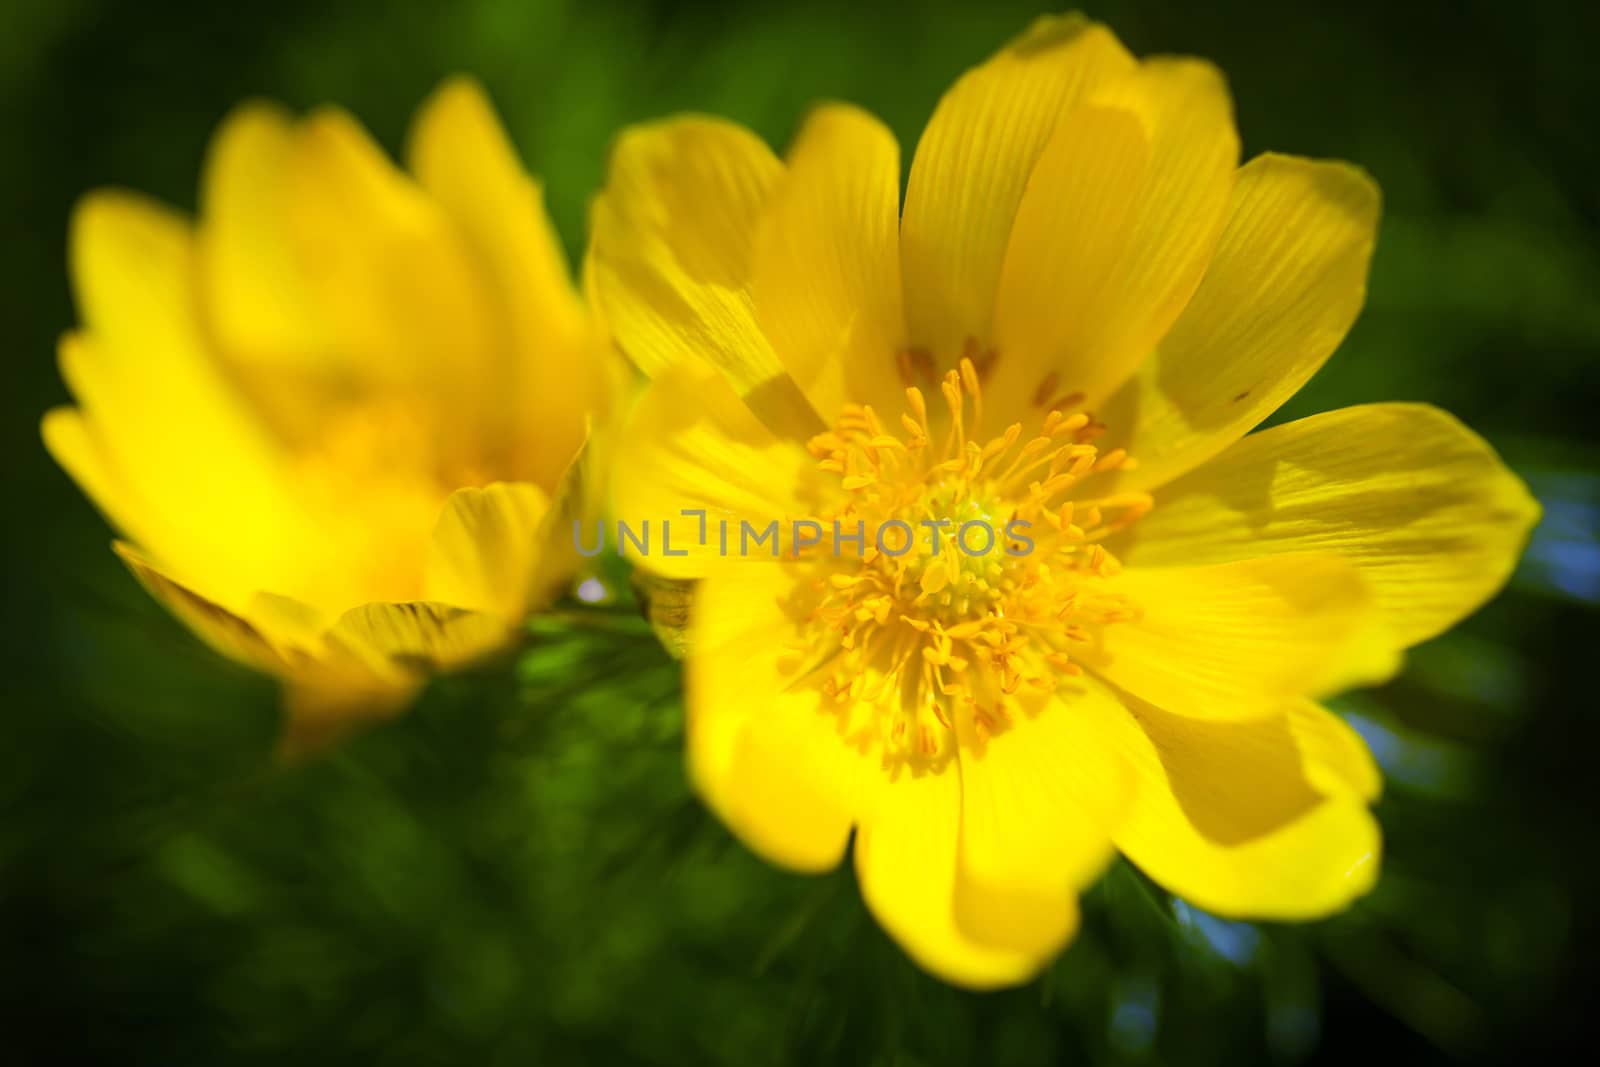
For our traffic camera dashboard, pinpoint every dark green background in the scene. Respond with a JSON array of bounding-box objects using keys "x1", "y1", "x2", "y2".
[{"x1": 3, "y1": 1, "x2": 1597, "y2": 1063}]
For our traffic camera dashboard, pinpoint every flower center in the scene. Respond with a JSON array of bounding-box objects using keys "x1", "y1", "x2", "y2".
[
  {"x1": 784, "y1": 354, "x2": 1152, "y2": 767},
  {"x1": 897, "y1": 484, "x2": 1012, "y2": 625}
]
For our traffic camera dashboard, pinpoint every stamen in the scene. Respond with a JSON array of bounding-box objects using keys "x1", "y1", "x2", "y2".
[
  {"x1": 789, "y1": 357, "x2": 1148, "y2": 766},
  {"x1": 958, "y1": 353, "x2": 984, "y2": 434}
]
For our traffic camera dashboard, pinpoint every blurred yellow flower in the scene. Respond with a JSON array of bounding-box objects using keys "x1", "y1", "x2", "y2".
[
  {"x1": 44, "y1": 78, "x2": 618, "y2": 754},
  {"x1": 590, "y1": 15, "x2": 1540, "y2": 986}
]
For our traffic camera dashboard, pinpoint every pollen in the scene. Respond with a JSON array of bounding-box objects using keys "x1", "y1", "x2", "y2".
[{"x1": 788, "y1": 351, "x2": 1152, "y2": 767}]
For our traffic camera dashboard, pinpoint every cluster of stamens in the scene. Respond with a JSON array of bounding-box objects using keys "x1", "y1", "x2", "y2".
[{"x1": 782, "y1": 352, "x2": 1152, "y2": 766}]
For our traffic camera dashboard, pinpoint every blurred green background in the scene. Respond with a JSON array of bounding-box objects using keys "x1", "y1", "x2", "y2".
[{"x1": 3, "y1": 0, "x2": 1598, "y2": 1062}]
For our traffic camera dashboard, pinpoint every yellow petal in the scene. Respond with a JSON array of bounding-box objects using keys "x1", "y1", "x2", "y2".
[
  {"x1": 988, "y1": 105, "x2": 1148, "y2": 420},
  {"x1": 750, "y1": 103, "x2": 906, "y2": 423},
  {"x1": 64, "y1": 194, "x2": 312, "y2": 608},
  {"x1": 424, "y1": 481, "x2": 551, "y2": 620},
  {"x1": 526, "y1": 431, "x2": 600, "y2": 609},
  {"x1": 1116, "y1": 404, "x2": 1541, "y2": 646},
  {"x1": 1081, "y1": 554, "x2": 1401, "y2": 721},
  {"x1": 1290, "y1": 700, "x2": 1382, "y2": 802},
  {"x1": 115, "y1": 541, "x2": 306, "y2": 679},
  {"x1": 1088, "y1": 687, "x2": 1381, "y2": 919},
  {"x1": 855, "y1": 764, "x2": 1045, "y2": 989},
  {"x1": 286, "y1": 107, "x2": 500, "y2": 428},
  {"x1": 900, "y1": 15, "x2": 1135, "y2": 360},
  {"x1": 952, "y1": 675, "x2": 1125, "y2": 954},
  {"x1": 609, "y1": 363, "x2": 818, "y2": 580},
  {"x1": 116, "y1": 543, "x2": 432, "y2": 758},
  {"x1": 114, "y1": 542, "x2": 414, "y2": 724},
  {"x1": 1098, "y1": 155, "x2": 1380, "y2": 491},
  {"x1": 42, "y1": 406, "x2": 150, "y2": 552},
  {"x1": 688, "y1": 562, "x2": 876, "y2": 871},
  {"x1": 325, "y1": 600, "x2": 512, "y2": 676},
  {"x1": 992, "y1": 58, "x2": 1238, "y2": 412},
  {"x1": 407, "y1": 77, "x2": 598, "y2": 493},
  {"x1": 588, "y1": 116, "x2": 818, "y2": 437},
  {"x1": 197, "y1": 102, "x2": 330, "y2": 368}
]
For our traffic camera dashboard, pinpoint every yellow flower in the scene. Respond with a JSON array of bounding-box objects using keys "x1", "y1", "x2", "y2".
[
  {"x1": 590, "y1": 15, "x2": 1540, "y2": 986},
  {"x1": 43, "y1": 78, "x2": 618, "y2": 754}
]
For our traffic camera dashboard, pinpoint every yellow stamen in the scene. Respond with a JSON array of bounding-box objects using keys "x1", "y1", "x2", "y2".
[{"x1": 795, "y1": 365, "x2": 1147, "y2": 766}]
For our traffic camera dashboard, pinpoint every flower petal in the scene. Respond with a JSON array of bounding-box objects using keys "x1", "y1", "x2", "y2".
[
  {"x1": 285, "y1": 106, "x2": 501, "y2": 442},
  {"x1": 1081, "y1": 554, "x2": 1401, "y2": 720},
  {"x1": 750, "y1": 103, "x2": 906, "y2": 423},
  {"x1": 1087, "y1": 688, "x2": 1381, "y2": 919},
  {"x1": 952, "y1": 674, "x2": 1126, "y2": 954},
  {"x1": 610, "y1": 363, "x2": 819, "y2": 579},
  {"x1": 1097, "y1": 155, "x2": 1380, "y2": 491},
  {"x1": 688, "y1": 562, "x2": 878, "y2": 871},
  {"x1": 198, "y1": 102, "x2": 330, "y2": 368},
  {"x1": 987, "y1": 105, "x2": 1148, "y2": 415},
  {"x1": 1115, "y1": 404, "x2": 1541, "y2": 645},
  {"x1": 407, "y1": 77, "x2": 600, "y2": 493},
  {"x1": 1290, "y1": 700, "x2": 1382, "y2": 802},
  {"x1": 113, "y1": 542, "x2": 416, "y2": 745},
  {"x1": 115, "y1": 541, "x2": 310, "y2": 679},
  {"x1": 855, "y1": 765, "x2": 1045, "y2": 989},
  {"x1": 526, "y1": 432, "x2": 600, "y2": 608},
  {"x1": 63, "y1": 194, "x2": 312, "y2": 608},
  {"x1": 899, "y1": 15, "x2": 1134, "y2": 361},
  {"x1": 424, "y1": 481, "x2": 551, "y2": 620},
  {"x1": 992, "y1": 57, "x2": 1238, "y2": 412},
  {"x1": 588, "y1": 116, "x2": 818, "y2": 437},
  {"x1": 325, "y1": 600, "x2": 511, "y2": 676},
  {"x1": 42, "y1": 407, "x2": 152, "y2": 553}
]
